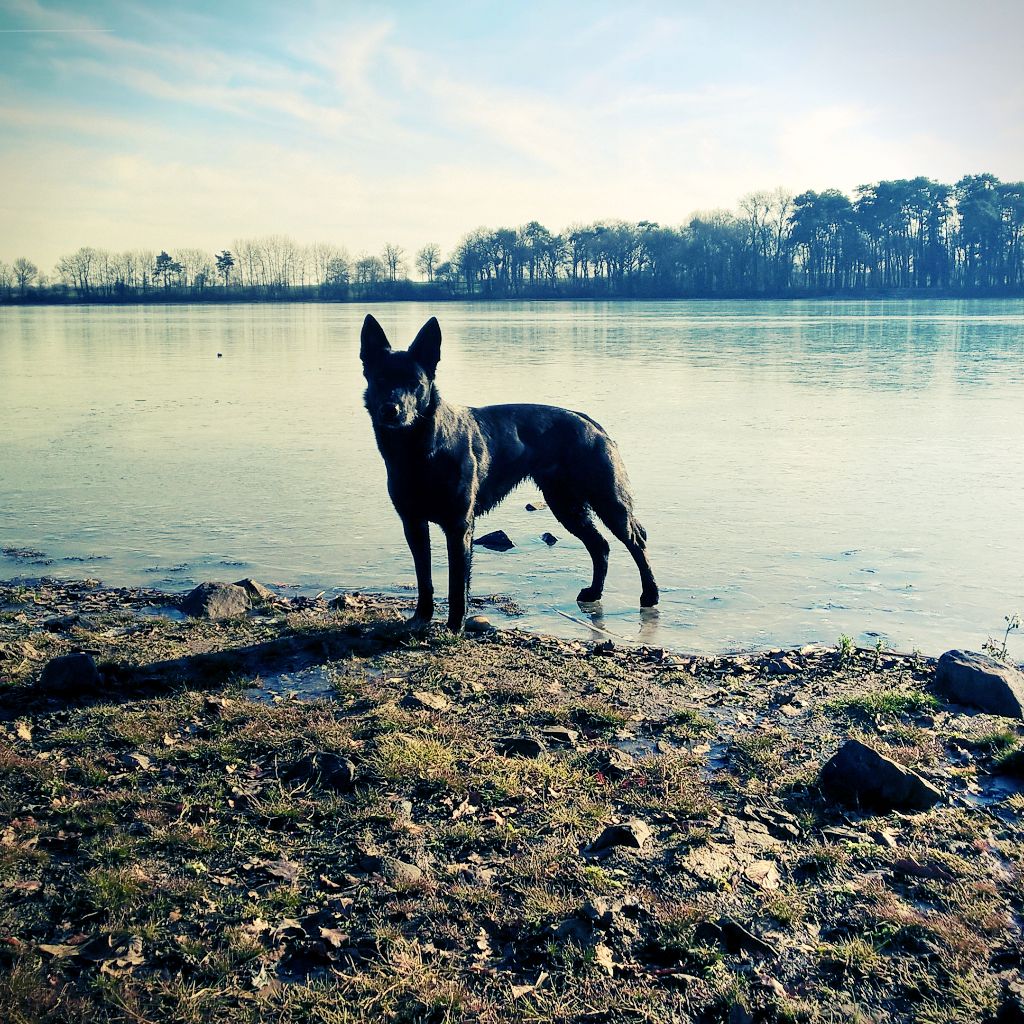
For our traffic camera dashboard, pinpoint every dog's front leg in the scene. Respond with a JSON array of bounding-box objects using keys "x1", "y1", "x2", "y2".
[
  {"x1": 403, "y1": 519, "x2": 434, "y2": 627},
  {"x1": 444, "y1": 520, "x2": 473, "y2": 633}
]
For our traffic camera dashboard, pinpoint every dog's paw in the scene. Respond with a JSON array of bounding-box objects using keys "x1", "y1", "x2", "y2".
[
  {"x1": 577, "y1": 586, "x2": 603, "y2": 603},
  {"x1": 640, "y1": 588, "x2": 660, "y2": 608},
  {"x1": 406, "y1": 614, "x2": 432, "y2": 631}
]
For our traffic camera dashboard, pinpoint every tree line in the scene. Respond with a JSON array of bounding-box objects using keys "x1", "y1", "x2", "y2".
[{"x1": 2, "y1": 173, "x2": 1022, "y2": 303}]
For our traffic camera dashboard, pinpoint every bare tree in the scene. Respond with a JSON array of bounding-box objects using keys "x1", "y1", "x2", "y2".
[
  {"x1": 415, "y1": 243, "x2": 440, "y2": 282},
  {"x1": 174, "y1": 248, "x2": 212, "y2": 292},
  {"x1": 382, "y1": 243, "x2": 405, "y2": 283},
  {"x1": 12, "y1": 257, "x2": 37, "y2": 295}
]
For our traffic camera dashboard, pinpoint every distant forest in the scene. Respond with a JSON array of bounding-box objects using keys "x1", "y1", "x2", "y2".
[{"x1": 3, "y1": 174, "x2": 1023, "y2": 303}]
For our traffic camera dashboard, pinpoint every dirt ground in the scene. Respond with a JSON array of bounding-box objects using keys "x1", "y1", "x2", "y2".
[{"x1": 0, "y1": 578, "x2": 1022, "y2": 1023}]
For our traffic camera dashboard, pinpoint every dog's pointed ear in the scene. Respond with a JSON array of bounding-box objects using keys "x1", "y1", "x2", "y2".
[
  {"x1": 409, "y1": 317, "x2": 442, "y2": 378},
  {"x1": 360, "y1": 314, "x2": 391, "y2": 365}
]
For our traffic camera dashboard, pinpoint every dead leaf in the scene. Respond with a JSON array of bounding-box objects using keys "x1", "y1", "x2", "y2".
[
  {"x1": 593, "y1": 942, "x2": 616, "y2": 976},
  {"x1": 37, "y1": 943, "x2": 81, "y2": 958},
  {"x1": 743, "y1": 860, "x2": 782, "y2": 891},
  {"x1": 264, "y1": 857, "x2": 301, "y2": 883},
  {"x1": 15, "y1": 721, "x2": 32, "y2": 742}
]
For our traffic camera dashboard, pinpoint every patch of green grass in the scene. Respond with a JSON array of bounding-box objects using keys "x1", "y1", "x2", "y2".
[{"x1": 828, "y1": 689, "x2": 938, "y2": 718}]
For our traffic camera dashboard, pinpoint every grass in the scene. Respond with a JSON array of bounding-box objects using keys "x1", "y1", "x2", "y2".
[{"x1": 1, "y1": 578, "x2": 1022, "y2": 1024}]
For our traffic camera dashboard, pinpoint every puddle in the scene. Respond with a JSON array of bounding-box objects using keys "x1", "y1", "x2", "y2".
[
  {"x1": 242, "y1": 665, "x2": 339, "y2": 704},
  {"x1": 960, "y1": 773, "x2": 1024, "y2": 812},
  {"x1": 135, "y1": 605, "x2": 188, "y2": 621}
]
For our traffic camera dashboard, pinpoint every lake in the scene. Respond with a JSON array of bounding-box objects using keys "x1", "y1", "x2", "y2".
[{"x1": 1, "y1": 299, "x2": 1022, "y2": 658}]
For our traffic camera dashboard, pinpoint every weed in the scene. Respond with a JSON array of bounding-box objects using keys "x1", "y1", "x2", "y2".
[{"x1": 982, "y1": 613, "x2": 1020, "y2": 663}]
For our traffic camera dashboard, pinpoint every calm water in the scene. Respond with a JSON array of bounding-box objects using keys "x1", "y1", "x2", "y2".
[{"x1": 2, "y1": 300, "x2": 1023, "y2": 658}]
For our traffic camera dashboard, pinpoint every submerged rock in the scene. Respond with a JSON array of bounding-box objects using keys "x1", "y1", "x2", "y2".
[
  {"x1": 180, "y1": 581, "x2": 251, "y2": 619},
  {"x1": 935, "y1": 649, "x2": 1024, "y2": 719},
  {"x1": 541, "y1": 532, "x2": 559, "y2": 546},
  {"x1": 473, "y1": 530, "x2": 515, "y2": 551},
  {"x1": 819, "y1": 738, "x2": 943, "y2": 812}
]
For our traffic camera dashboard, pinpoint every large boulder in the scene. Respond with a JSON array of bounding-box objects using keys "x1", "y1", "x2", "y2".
[
  {"x1": 38, "y1": 652, "x2": 101, "y2": 696},
  {"x1": 180, "y1": 582, "x2": 251, "y2": 619},
  {"x1": 935, "y1": 649, "x2": 1024, "y2": 719},
  {"x1": 819, "y1": 738, "x2": 943, "y2": 812}
]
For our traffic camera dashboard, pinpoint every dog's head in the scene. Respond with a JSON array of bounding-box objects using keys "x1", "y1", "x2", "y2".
[{"x1": 360, "y1": 314, "x2": 442, "y2": 430}]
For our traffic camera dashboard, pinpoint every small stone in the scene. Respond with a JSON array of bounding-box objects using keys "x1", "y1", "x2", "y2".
[
  {"x1": 380, "y1": 857, "x2": 423, "y2": 887},
  {"x1": 38, "y1": 652, "x2": 101, "y2": 696},
  {"x1": 820, "y1": 738, "x2": 943, "y2": 812},
  {"x1": 465, "y1": 614, "x2": 494, "y2": 633},
  {"x1": 599, "y1": 747, "x2": 638, "y2": 779},
  {"x1": 180, "y1": 581, "x2": 251, "y2": 619},
  {"x1": 589, "y1": 818, "x2": 653, "y2": 854},
  {"x1": 766, "y1": 655, "x2": 800, "y2": 675},
  {"x1": 541, "y1": 532, "x2": 558, "y2": 546},
  {"x1": 935, "y1": 649, "x2": 1024, "y2": 719},
  {"x1": 497, "y1": 735, "x2": 546, "y2": 759},
  {"x1": 473, "y1": 530, "x2": 515, "y2": 551},
  {"x1": 402, "y1": 690, "x2": 451, "y2": 712},
  {"x1": 233, "y1": 578, "x2": 278, "y2": 604},
  {"x1": 540, "y1": 726, "x2": 579, "y2": 747},
  {"x1": 43, "y1": 613, "x2": 81, "y2": 632},
  {"x1": 329, "y1": 593, "x2": 365, "y2": 611},
  {"x1": 284, "y1": 752, "x2": 358, "y2": 792}
]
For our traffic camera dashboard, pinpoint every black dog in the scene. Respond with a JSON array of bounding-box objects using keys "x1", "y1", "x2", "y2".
[{"x1": 360, "y1": 314, "x2": 658, "y2": 632}]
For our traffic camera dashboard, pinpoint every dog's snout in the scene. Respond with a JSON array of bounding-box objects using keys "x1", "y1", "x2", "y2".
[{"x1": 381, "y1": 402, "x2": 402, "y2": 422}]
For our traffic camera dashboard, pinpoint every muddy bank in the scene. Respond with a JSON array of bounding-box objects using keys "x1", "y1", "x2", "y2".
[{"x1": 1, "y1": 578, "x2": 1023, "y2": 1023}]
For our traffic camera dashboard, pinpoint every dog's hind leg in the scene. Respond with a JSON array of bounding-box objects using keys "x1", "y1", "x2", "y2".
[
  {"x1": 403, "y1": 519, "x2": 434, "y2": 627},
  {"x1": 591, "y1": 500, "x2": 659, "y2": 608},
  {"x1": 542, "y1": 488, "x2": 610, "y2": 603},
  {"x1": 443, "y1": 520, "x2": 473, "y2": 632}
]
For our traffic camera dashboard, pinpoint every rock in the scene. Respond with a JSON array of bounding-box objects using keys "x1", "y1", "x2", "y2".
[
  {"x1": 525, "y1": 501, "x2": 547, "y2": 511},
  {"x1": 935, "y1": 649, "x2": 1024, "y2": 719},
  {"x1": 465, "y1": 614, "x2": 494, "y2": 633},
  {"x1": 180, "y1": 581, "x2": 251, "y2": 619},
  {"x1": 233, "y1": 578, "x2": 278, "y2": 604},
  {"x1": 380, "y1": 857, "x2": 424, "y2": 887},
  {"x1": 284, "y1": 752, "x2": 358, "y2": 792},
  {"x1": 329, "y1": 592, "x2": 365, "y2": 612},
  {"x1": 598, "y1": 747, "x2": 638, "y2": 780},
  {"x1": 766, "y1": 655, "x2": 801, "y2": 675},
  {"x1": 473, "y1": 530, "x2": 515, "y2": 551},
  {"x1": 497, "y1": 735, "x2": 545, "y2": 759},
  {"x1": 588, "y1": 818, "x2": 653, "y2": 854},
  {"x1": 43, "y1": 613, "x2": 81, "y2": 632},
  {"x1": 739, "y1": 803, "x2": 801, "y2": 841},
  {"x1": 541, "y1": 532, "x2": 559, "y2": 546},
  {"x1": 819, "y1": 738, "x2": 943, "y2": 812},
  {"x1": 401, "y1": 690, "x2": 451, "y2": 712},
  {"x1": 540, "y1": 726, "x2": 579, "y2": 747},
  {"x1": 698, "y1": 917, "x2": 778, "y2": 958},
  {"x1": 38, "y1": 652, "x2": 101, "y2": 696}
]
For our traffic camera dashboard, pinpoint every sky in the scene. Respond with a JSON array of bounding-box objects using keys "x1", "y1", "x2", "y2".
[{"x1": 1, "y1": 0, "x2": 1023, "y2": 271}]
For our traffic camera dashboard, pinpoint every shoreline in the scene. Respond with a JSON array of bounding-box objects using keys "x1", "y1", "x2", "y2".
[{"x1": 1, "y1": 576, "x2": 1023, "y2": 1021}]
